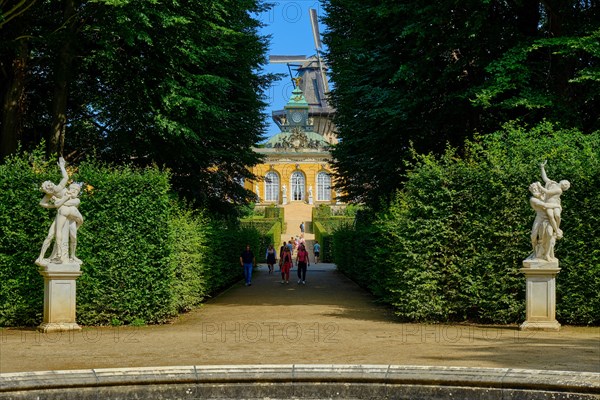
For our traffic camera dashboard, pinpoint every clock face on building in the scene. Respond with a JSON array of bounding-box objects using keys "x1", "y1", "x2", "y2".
[{"x1": 291, "y1": 111, "x2": 303, "y2": 123}]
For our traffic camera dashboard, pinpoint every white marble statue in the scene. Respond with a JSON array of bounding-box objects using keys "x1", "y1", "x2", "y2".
[
  {"x1": 255, "y1": 184, "x2": 260, "y2": 201},
  {"x1": 527, "y1": 161, "x2": 570, "y2": 261},
  {"x1": 308, "y1": 185, "x2": 313, "y2": 197},
  {"x1": 282, "y1": 184, "x2": 287, "y2": 196},
  {"x1": 36, "y1": 157, "x2": 84, "y2": 266}
]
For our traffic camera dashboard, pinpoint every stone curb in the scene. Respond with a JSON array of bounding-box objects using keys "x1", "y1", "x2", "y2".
[{"x1": 1, "y1": 364, "x2": 598, "y2": 396}]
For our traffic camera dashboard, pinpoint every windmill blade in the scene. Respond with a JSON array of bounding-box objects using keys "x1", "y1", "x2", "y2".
[
  {"x1": 309, "y1": 9, "x2": 322, "y2": 50},
  {"x1": 270, "y1": 55, "x2": 308, "y2": 64},
  {"x1": 309, "y1": 9, "x2": 329, "y2": 93}
]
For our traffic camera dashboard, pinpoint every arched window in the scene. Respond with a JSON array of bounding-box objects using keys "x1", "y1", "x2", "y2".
[
  {"x1": 291, "y1": 171, "x2": 305, "y2": 201},
  {"x1": 317, "y1": 172, "x2": 331, "y2": 201},
  {"x1": 264, "y1": 172, "x2": 279, "y2": 202}
]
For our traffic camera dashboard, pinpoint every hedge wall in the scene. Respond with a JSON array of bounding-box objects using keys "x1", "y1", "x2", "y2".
[
  {"x1": 0, "y1": 150, "x2": 52, "y2": 326},
  {"x1": 334, "y1": 122, "x2": 600, "y2": 325},
  {"x1": 0, "y1": 151, "x2": 256, "y2": 326},
  {"x1": 240, "y1": 206, "x2": 284, "y2": 261},
  {"x1": 312, "y1": 206, "x2": 354, "y2": 263},
  {"x1": 313, "y1": 221, "x2": 332, "y2": 263}
]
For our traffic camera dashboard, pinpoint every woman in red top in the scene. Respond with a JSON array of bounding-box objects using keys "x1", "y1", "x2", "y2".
[{"x1": 280, "y1": 246, "x2": 293, "y2": 284}]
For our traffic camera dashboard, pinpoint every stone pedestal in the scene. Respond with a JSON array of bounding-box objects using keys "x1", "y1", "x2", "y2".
[
  {"x1": 282, "y1": 194, "x2": 288, "y2": 205},
  {"x1": 308, "y1": 194, "x2": 313, "y2": 205},
  {"x1": 519, "y1": 259, "x2": 560, "y2": 331},
  {"x1": 38, "y1": 263, "x2": 82, "y2": 333}
]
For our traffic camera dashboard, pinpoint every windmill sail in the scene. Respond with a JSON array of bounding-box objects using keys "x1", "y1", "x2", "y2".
[
  {"x1": 309, "y1": 9, "x2": 322, "y2": 50},
  {"x1": 268, "y1": 8, "x2": 337, "y2": 144},
  {"x1": 309, "y1": 9, "x2": 329, "y2": 93},
  {"x1": 269, "y1": 55, "x2": 308, "y2": 64}
]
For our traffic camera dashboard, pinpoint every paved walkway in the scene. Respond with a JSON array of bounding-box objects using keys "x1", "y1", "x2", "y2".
[{"x1": 1, "y1": 263, "x2": 598, "y2": 374}]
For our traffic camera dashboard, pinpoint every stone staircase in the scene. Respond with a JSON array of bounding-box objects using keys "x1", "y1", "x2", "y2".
[{"x1": 280, "y1": 202, "x2": 315, "y2": 257}]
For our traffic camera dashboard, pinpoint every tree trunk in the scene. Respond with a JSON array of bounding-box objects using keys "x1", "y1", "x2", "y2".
[
  {"x1": 1, "y1": 40, "x2": 28, "y2": 161},
  {"x1": 48, "y1": 0, "x2": 76, "y2": 157},
  {"x1": 514, "y1": 1, "x2": 540, "y2": 37}
]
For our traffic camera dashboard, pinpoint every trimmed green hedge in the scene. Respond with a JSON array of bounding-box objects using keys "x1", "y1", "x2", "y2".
[
  {"x1": 0, "y1": 151, "x2": 257, "y2": 326},
  {"x1": 240, "y1": 206, "x2": 284, "y2": 261},
  {"x1": 312, "y1": 205, "x2": 354, "y2": 263},
  {"x1": 0, "y1": 149, "x2": 51, "y2": 326},
  {"x1": 313, "y1": 221, "x2": 332, "y2": 262},
  {"x1": 199, "y1": 222, "x2": 259, "y2": 296},
  {"x1": 334, "y1": 122, "x2": 600, "y2": 325},
  {"x1": 75, "y1": 162, "x2": 174, "y2": 325}
]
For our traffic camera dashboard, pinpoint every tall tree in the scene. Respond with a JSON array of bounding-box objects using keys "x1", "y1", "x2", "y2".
[
  {"x1": 1, "y1": 0, "x2": 275, "y2": 215},
  {"x1": 0, "y1": 0, "x2": 38, "y2": 159},
  {"x1": 323, "y1": 0, "x2": 600, "y2": 208},
  {"x1": 74, "y1": 0, "x2": 274, "y2": 213}
]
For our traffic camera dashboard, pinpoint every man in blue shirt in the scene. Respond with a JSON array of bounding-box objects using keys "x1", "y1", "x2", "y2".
[{"x1": 240, "y1": 244, "x2": 256, "y2": 286}]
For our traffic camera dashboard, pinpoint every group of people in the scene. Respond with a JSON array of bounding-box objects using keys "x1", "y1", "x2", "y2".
[{"x1": 241, "y1": 239, "x2": 321, "y2": 287}]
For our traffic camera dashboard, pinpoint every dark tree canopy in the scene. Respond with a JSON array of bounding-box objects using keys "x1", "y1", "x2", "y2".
[
  {"x1": 1, "y1": 0, "x2": 275, "y2": 215},
  {"x1": 323, "y1": 0, "x2": 600, "y2": 208}
]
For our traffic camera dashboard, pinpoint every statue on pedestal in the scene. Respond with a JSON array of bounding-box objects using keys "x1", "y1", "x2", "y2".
[
  {"x1": 36, "y1": 157, "x2": 84, "y2": 267},
  {"x1": 520, "y1": 161, "x2": 568, "y2": 331}
]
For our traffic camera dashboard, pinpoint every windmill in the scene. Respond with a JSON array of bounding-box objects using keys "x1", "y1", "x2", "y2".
[{"x1": 269, "y1": 8, "x2": 337, "y2": 144}]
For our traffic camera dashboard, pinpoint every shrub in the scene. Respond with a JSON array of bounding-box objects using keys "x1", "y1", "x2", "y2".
[
  {"x1": 200, "y1": 222, "x2": 258, "y2": 294},
  {"x1": 0, "y1": 151, "x2": 260, "y2": 326},
  {"x1": 313, "y1": 205, "x2": 354, "y2": 263},
  {"x1": 333, "y1": 122, "x2": 600, "y2": 324},
  {"x1": 169, "y1": 206, "x2": 208, "y2": 313},
  {"x1": 0, "y1": 149, "x2": 51, "y2": 325},
  {"x1": 66, "y1": 161, "x2": 175, "y2": 325}
]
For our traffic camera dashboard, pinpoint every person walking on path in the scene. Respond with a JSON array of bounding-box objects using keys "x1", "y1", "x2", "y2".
[
  {"x1": 265, "y1": 244, "x2": 277, "y2": 274},
  {"x1": 279, "y1": 242, "x2": 287, "y2": 271},
  {"x1": 296, "y1": 244, "x2": 310, "y2": 284},
  {"x1": 313, "y1": 240, "x2": 320, "y2": 264},
  {"x1": 240, "y1": 244, "x2": 256, "y2": 286},
  {"x1": 300, "y1": 221, "x2": 305, "y2": 235},
  {"x1": 280, "y1": 246, "x2": 293, "y2": 284}
]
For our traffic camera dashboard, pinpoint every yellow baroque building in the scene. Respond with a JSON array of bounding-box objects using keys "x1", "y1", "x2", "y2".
[{"x1": 246, "y1": 66, "x2": 339, "y2": 206}]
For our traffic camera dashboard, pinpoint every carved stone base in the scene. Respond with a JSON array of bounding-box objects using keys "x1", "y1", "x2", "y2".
[
  {"x1": 38, "y1": 322, "x2": 82, "y2": 333},
  {"x1": 38, "y1": 262, "x2": 82, "y2": 333},
  {"x1": 520, "y1": 260, "x2": 560, "y2": 332},
  {"x1": 520, "y1": 320, "x2": 561, "y2": 331},
  {"x1": 522, "y1": 257, "x2": 558, "y2": 269}
]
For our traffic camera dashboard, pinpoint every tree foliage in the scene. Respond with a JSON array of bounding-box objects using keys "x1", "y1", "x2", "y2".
[
  {"x1": 323, "y1": 0, "x2": 600, "y2": 208},
  {"x1": 1, "y1": 0, "x2": 275, "y2": 215}
]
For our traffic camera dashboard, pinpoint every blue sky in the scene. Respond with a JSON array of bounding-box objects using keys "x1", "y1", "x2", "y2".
[{"x1": 256, "y1": 1, "x2": 328, "y2": 139}]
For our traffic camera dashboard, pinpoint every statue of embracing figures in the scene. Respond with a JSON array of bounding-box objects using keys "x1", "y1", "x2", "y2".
[
  {"x1": 35, "y1": 157, "x2": 84, "y2": 267},
  {"x1": 527, "y1": 161, "x2": 570, "y2": 262}
]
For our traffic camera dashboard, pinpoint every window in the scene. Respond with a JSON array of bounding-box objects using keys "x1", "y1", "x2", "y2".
[
  {"x1": 291, "y1": 171, "x2": 305, "y2": 201},
  {"x1": 264, "y1": 172, "x2": 279, "y2": 202},
  {"x1": 317, "y1": 172, "x2": 331, "y2": 201}
]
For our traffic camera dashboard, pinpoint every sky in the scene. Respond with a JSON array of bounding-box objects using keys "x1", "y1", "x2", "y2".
[{"x1": 256, "y1": 1, "x2": 328, "y2": 140}]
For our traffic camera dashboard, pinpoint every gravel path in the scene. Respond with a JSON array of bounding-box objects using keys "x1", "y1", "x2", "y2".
[{"x1": 1, "y1": 263, "x2": 598, "y2": 373}]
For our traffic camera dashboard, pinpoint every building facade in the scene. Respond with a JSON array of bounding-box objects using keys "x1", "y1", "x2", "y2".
[{"x1": 246, "y1": 68, "x2": 339, "y2": 206}]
